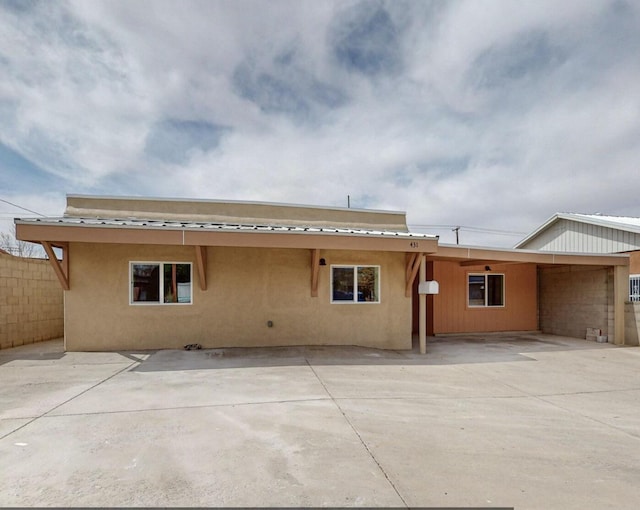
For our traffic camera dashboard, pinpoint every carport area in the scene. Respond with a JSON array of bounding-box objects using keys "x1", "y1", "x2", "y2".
[{"x1": 1, "y1": 335, "x2": 640, "y2": 508}]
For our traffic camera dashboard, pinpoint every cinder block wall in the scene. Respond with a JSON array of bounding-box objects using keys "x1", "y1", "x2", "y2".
[
  {"x1": 0, "y1": 251, "x2": 64, "y2": 349},
  {"x1": 624, "y1": 303, "x2": 640, "y2": 346},
  {"x1": 539, "y1": 265, "x2": 609, "y2": 339}
]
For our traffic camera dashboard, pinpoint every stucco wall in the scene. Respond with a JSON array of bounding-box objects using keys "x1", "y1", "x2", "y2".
[
  {"x1": 431, "y1": 261, "x2": 538, "y2": 334},
  {"x1": 0, "y1": 251, "x2": 64, "y2": 349},
  {"x1": 64, "y1": 243, "x2": 411, "y2": 351},
  {"x1": 539, "y1": 265, "x2": 609, "y2": 339}
]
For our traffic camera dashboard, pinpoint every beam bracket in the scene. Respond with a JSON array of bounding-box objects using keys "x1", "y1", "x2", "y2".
[
  {"x1": 195, "y1": 245, "x2": 207, "y2": 291},
  {"x1": 405, "y1": 252, "x2": 424, "y2": 297},
  {"x1": 42, "y1": 241, "x2": 69, "y2": 290},
  {"x1": 311, "y1": 249, "x2": 320, "y2": 297}
]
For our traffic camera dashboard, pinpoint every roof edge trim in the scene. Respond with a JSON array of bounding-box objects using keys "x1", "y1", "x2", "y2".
[{"x1": 65, "y1": 194, "x2": 406, "y2": 216}]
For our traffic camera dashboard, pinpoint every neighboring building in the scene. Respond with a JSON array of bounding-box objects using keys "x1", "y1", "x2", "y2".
[
  {"x1": 516, "y1": 213, "x2": 640, "y2": 300},
  {"x1": 15, "y1": 195, "x2": 632, "y2": 351}
]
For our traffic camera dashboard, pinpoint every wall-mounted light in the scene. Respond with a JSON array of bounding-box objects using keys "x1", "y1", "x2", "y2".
[
  {"x1": 319, "y1": 258, "x2": 327, "y2": 266},
  {"x1": 485, "y1": 265, "x2": 491, "y2": 271}
]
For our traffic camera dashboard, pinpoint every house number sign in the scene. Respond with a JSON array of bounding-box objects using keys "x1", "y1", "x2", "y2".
[{"x1": 409, "y1": 241, "x2": 419, "y2": 248}]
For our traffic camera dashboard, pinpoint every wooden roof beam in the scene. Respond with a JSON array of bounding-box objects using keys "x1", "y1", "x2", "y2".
[{"x1": 459, "y1": 260, "x2": 529, "y2": 267}]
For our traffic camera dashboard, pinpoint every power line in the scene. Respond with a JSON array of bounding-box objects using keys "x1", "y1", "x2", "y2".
[
  {"x1": 408, "y1": 224, "x2": 526, "y2": 237},
  {"x1": 0, "y1": 198, "x2": 46, "y2": 217}
]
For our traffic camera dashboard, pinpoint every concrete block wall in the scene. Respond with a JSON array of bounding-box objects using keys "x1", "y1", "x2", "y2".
[
  {"x1": 539, "y1": 265, "x2": 609, "y2": 339},
  {"x1": 624, "y1": 303, "x2": 640, "y2": 346},
  {"x1": 0, "y1": 251, "x2": 64, "y2": 349}
]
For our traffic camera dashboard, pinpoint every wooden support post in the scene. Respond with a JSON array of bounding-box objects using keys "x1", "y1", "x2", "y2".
[
  {"x1": 311, "y1": 249, "x2": 320, "y2": 297},
  {"x1": 42, "y1": 241, "x2": 69, "y2": 290},
  {"x1": 195, "y1": 245, "x2": 207, "y2": 291},
  {"x1": 419, "y1": 254, "x2": 427, "y2": 354}
]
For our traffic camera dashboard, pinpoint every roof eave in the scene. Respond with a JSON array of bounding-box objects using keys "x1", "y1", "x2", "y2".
[
  {"x1": 14, "y1": 220, "x2": 438, "y2": 254},
  {"x1": 514, "y1": 213, "x2": 563, "y2": 248}
]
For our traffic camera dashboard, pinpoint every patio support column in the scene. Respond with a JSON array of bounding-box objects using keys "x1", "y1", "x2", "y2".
[
  {"x1": 614, "y1": 264, "x2": 628, "y2": 345},
  {"x1": 419, "y1": 254, "x2": 427, "y2": 354}
]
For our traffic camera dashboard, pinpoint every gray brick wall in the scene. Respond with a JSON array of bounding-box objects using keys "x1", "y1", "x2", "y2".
[
  {"x1": 539, "y1": 265, "x2": 609, "y2": 339},
  {"x1": 0, "y1": 252, "x2": 64, "y2": 349},
  {"x1": 624, "y1": 303, "x2": 640, "y2": 346}
]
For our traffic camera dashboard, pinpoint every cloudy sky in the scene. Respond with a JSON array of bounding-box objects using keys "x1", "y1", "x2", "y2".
[{"x1": 1, "y1": 0, "x2": 639, "y2": 247}]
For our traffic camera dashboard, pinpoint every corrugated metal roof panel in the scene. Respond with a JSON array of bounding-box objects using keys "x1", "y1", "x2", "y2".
[
  {"x1": 570, "y1": 213, "x2": 640, "y2": 229},
  {"x1": 15, "y1": 216, "x2": 438, "y2": 239}
]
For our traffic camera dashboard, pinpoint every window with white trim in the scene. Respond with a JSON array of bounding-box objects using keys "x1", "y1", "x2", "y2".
[
  {"x1": 630, "y1": 275, "x2": 640, "y2": 302},
  {"x1": 468, "y1": 273, "x2": 504, "y2": 307},
  {"x1": 331, "y1": 265, "x2": 380, "y2": 303},
  {"x1": 130, "y1": 262, "x2": 192, "y2": 305}
]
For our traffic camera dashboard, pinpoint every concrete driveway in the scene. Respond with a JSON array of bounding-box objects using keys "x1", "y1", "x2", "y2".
[{"x1": 1, "y1": 334, "x2": 639, "y2": 508}]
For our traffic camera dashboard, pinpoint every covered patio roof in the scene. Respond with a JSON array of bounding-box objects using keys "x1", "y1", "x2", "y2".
[{"x1": 431, "y1": 243, "x2": 629, "y2": 267}]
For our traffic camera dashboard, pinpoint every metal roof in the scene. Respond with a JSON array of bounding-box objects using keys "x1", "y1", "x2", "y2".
[
  {"x1": 568, "y1": 213, "x2": 640, "y2": 230},
  {"x1": 515, "y1": 212, "x2": 640, "y2": 248},
  {"x1": 15, "y1": 216, "x2": 437, "y2": 239}
]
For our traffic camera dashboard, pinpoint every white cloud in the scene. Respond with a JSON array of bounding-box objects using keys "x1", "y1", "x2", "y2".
[{"x1": 1, "y1": 0, "x2": 639, "y2": 247}]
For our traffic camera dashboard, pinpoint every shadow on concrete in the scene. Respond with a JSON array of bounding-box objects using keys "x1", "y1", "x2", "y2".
[
  {"x1": 0, "y1": 339, "x2": 66, "y2": 366},
  {"x1": 0, "y1": 335, "x2": 616, "y2": 371},
  {"x1": 130, "y1": 334, "x2": 616, "y2": 373}
]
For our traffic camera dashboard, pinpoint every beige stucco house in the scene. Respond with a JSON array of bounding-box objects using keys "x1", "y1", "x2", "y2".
[{"x1": 15, "y1": 195, "x2": 632, "y2": 351}]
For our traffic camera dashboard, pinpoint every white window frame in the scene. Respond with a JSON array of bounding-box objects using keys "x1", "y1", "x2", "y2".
[
  {"x1": 129, "y1": 261, "x2": 193, "y2": 306},
  {"x1": 467, "y1": 273, "x2": 505, "y2": 308},
  {"x1": 330, "y1": 265, "x2": 381, "y2": 304},
  {"x1": 630, "y1": 274, "x2": 640, "y2": 302}
]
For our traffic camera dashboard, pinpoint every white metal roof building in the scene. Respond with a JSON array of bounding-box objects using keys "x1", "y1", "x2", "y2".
[{"x1": 515, "y1": 213, "x2": 640, "y2": 253}]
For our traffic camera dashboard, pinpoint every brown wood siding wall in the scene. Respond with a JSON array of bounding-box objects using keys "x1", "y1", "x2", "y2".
[
  {"x1": 629, "y1": 251, "x2": 640, "y2": 274},
  {"x1": 432, "y1": 260, "x2": 538, "y2": 334}
]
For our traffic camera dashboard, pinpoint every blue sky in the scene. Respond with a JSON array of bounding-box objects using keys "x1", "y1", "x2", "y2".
[{"x1": 1, "y1": 0, "x2": 639, "y2": 246}]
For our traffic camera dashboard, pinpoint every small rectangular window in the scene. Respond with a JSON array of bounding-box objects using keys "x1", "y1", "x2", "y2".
[
  {"x1": 331, "y1": 265, "x2": 379, "y2": 303},
  {"x1": 131, "y1": 262, "x2": 192, "y2": 305},
  {"x1": 468, "y1": 273, "x2": 504, "y2": 307}
]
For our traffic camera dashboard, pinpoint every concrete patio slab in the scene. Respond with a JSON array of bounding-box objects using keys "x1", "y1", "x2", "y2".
[
  {"x1": 310, "y1": 363, "x2": 522, "y2": 400},
  {"x1": 1, "y1": 401, "x2": 404, "y2": 507},
  {"x1": 0, "y1": 363, "x2": 135, "y2": 420},
  {"x1": 1, "y1": 334, "x2": 639, "y2": 508},
  {"x1": 48, "y1": 364, "x2": 329, "y2": 416},
  {"x1": 338, "y1": 395, "x2": 638, "y2": 509},
  {"x1": 0, "y1": 418, "x2": 32, "y2": 438}
]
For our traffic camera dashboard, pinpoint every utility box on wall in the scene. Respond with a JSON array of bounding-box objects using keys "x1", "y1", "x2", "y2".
[{"x1": 418, "y1": 280, "x2": 439, "y2": 295}]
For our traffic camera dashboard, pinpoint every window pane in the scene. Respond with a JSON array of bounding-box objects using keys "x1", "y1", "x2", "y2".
[
  {"x1": 163, "y1": 263, "x2": 191, "y2": 304},
  {"x1": 333, "y1": 267, "x2": 354, "y2": 301},
  {"x1": 132, "y1": 264, "x2": 160, "y2": 302},
  {"x1": 468, "y1": 275, "x2": 485, "y2": 306},
  {"x1": 357, "y1": 266, "x2": 379, "y2": 302},
  {"x1": 487, "y1": 274, "x2": 504, "y2": 306}
]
